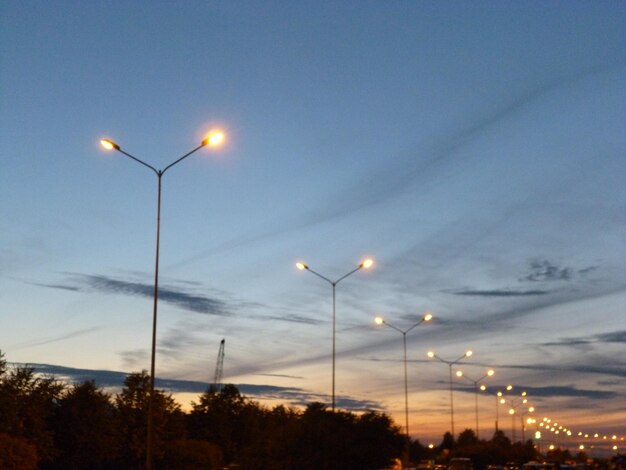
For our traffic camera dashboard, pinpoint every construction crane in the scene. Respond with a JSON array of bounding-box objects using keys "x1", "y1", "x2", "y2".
[{"x1": 213, "y1": 338, "x2": 225, "y2": 391}]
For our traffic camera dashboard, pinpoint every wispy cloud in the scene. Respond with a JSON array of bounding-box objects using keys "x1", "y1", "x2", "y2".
[
  {"x1": 79, "y1": 274, "x2": 231, "y2": 316},
  {"x1": 38, "y1": 273, "x2": 231, "y2": 316},
  {"x1": 540, "y1": 330, "x2": 626, "y2": 347},
  {"x1": 522, "y1": 259, "x2": 573, "y2": 282},
  {"x1": 453, "y1": 289, "x2": 550, "y2": 297},
  {"x1": 10, "y1": 327, "x2": 103, "y2": 349}
]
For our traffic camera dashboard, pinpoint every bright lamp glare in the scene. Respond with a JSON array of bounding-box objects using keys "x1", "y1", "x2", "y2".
[
  {"x1": 456, "y1": 370, "x2": 463, "y2": 377},
  {"x1": 424, "y1": 313, "x2": 433, "y2": 321},
  {"x1": 100, "y1": 139, "x2": 116, "y2": 150},
  {"x1": 465, "y1": 350, "x2": 473, "y2": 357},
  {"x1": 487, "y1": 369, "x2": 495, "y2": 376},
  {"x1": 203, "y1": 130, "x2": 225, "y2": 147},
  {"x1": 296, "y1": 262, "x2": 307, "y2": 270},
  {"x1": 375, "y1": 316, "x2": 384, "y2": 325},
  {"x1": 361, "y1": 258, "x2": 374, "y2": 269},
  {"x1": 427, "y1": 351, "x2": 435, "y2": 358}
]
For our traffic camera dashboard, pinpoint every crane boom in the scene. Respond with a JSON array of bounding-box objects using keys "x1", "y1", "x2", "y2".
[{"x1": 213, "y1": 338, "x2": 225, "y2": 391}]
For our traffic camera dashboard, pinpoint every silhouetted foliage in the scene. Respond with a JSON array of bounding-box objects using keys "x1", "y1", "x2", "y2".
[
  {"x1": 114, "y1": 370, "x2": 183, "y2": 468},
  {"x1": 51, "y1": 380, "x2": 119, "y2": 469},
  {"x1": 0, "y1": 363, "x2": 64, "y2": 465},
  {"x1": 0, "y1": 432, "x2": 38, "y2": 469},
  {"x1": 0, "y1": 349, "x2": 613, "y2": 469}
]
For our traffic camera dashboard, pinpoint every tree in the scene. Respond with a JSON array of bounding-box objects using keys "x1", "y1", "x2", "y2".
[
  {"x1": 0, "y1": 433, "x2": 37, "y2": 469},
  {"x1": 114, "y1": 371, "x2": 184, "y2": 468},
  {"x1": 188, "y1": 384, "x2": 248, "y2": 464},
  {"x1": 0, "y1": 364, "x2": 65, "y2": 464},
  {"x1": 457, "y1": 428, "x2": 479, "y2": 448},
  {"x1": 52, "y1": 380, "x2": 119, "y2": 469}
]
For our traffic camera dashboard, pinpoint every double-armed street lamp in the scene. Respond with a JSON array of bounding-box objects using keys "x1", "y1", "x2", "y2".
[
  {"x1": 455, "y1": 368, "x2": 494, "y2": 439},
  {"x1": 427, "y1": 349, "x2": 473, "y2": 439},
  {"x1": 500, "y1": 386, "x2": 528, "y2": 442},
  {"x1": 375, "y1": 312, "x2": 433, "y2": 467},
  {"x1": 296, "y1": 258, "x2": 373, "y2": 411},
  {"x1": 100, "y1": 129, "x2": 225, "y2": 470}
]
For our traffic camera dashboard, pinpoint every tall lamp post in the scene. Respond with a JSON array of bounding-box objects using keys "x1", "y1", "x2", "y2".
[
  {"x1": 501, "y1": 387, "x2": 527, "y2": 443},
  {"x1": 296, "y1": 258, "x2": 373, "y2": 411},
  {"x1": 100, "y1": 130, "x2": 225, "y2": 469},
  {"x1": 456, "y1": 368, "x2": 494, "y2": 439},
  {"x1": 375, "y1": 312, "x2": 433, "y2": 467},
  {"x1": 427, "y1": 349, "x2": 473, "y2": 439}
]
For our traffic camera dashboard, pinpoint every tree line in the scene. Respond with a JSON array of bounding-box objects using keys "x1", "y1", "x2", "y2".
[
  {"x1": 0, "y1": 351, "x2": 403, "y2": 469},
  {"x1": 2, "y1": 351, "x2": 620, "y2": 469}
]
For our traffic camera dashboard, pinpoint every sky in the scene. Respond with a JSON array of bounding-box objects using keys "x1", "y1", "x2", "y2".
[{"x1": 1, "y1": 0, "x2": 625, "y2": 454}]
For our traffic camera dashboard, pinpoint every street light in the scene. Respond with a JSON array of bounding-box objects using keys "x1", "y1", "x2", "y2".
[
  {"x1": 296, "y1": 258, "x2": 373, "y2": 411},
  {"x1": 427, "y1": 349, "x2": 473, "y2": 439},
  {"x1": 375, "y1": 312, "x2": 432, "y2": 467},
  {"x1": 501, "y1": 387, "x2": 528, "y2": 442},
  {"x1": 100, "y1": 129, "x2": 225, "y2": 469},
  {"x1": 456, "y1": 368, "x2": 494, "y2": 438}
]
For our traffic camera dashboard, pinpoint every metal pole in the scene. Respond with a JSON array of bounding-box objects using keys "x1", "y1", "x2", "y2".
[
  {"x1": 512, "y1": 408, "x2": 516, "y2": 442},
  {"x1": 403, "y1": 332, "x2": 410, "y2": 466},
  {"x1": 331, "y1": 283, "x2": 336, "y2": 412},
  {"x1": 146, "y1": 172, "x2": 162, "y2": 470},
  {"x1": 449, "y1": 364, "x2": 455, "y2": 439},
  {"x1": 495, "y1": 395, "x2": 499, "y2": 432},
  {"x1": 474, "y1": 383, "x2": 479, "y2": 439}
]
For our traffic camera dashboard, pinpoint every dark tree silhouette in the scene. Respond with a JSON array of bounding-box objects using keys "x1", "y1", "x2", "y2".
[{"x1": 51, "y1": 380, "x2": 119, "y2": 469}]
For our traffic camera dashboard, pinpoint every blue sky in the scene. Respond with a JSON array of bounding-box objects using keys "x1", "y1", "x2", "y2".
[{"x1": 1, "y1": 0, "x2": 625, "y2": 450}]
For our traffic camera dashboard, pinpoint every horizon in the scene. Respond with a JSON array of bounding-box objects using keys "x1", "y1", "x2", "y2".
[{"x1": 1, "y1": 0, "x2": 624, "y2": 456}]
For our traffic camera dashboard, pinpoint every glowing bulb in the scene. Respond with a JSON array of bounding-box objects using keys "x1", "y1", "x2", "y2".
[
  {"x1": 203, "y1": 130, "x2": 225, "y2": 147},
  {"x1": 296, "y1": 262, "x2": 307, "y2": 270},
  {"x1": 427, "y1": 351, "x2": 435, "y2": 358},
  {"x1": 480, "y1": 385, "x2": 487, "y2": 391},
  {"x1": 456, "y1": 370, "x2": 463, "y2": 377},
  {"x1": 100, "y1": 139, "x2": 118, "y2": 150},
  {"x1": 424, "y1": 313, "x2": 433, "y2": 322},
  {"x1": 361, "y1": 258, "x2": 374, "y2": 269},
  {"x1": 465, "y1": 350, "x2": 473, "y2": 357},
  {"x1": 487, "y1": 369, "x2": 495, "y2": 376},
  {"x1": 375, "y1": 316, "x2": 384, "y2": 325}
]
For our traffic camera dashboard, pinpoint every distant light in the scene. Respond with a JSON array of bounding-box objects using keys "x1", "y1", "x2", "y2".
[
  {"x1": 465, "y1": 350, "x2": 473, "y2": 357},
  {"x1": 456, "y1": 370, "x2": 463, "y2": 377},
  {"x1": 579, "y1": 445, "x2": 585, "y2": 450},
  {"x1": 506, "y1": 385, "x2": 513, "y2": 391},
  {"x1": 296, "y1": 262, "x2": 307, "y2": 270},
  {"x1": 428, "y1": 443, "x2": 434, "y2": 449},
  {"x1": 361, "y1": 258, "x2": 374, "y2": 269},
  {"x1": 375, "y1": 316, "x2": 384, "y2": 325},
  {"x1": 487, "y1": 369, "x2": 495, "y2": 376},
  {"x1": 480, "y1": 385, "x2": 487, "y2": 391},
  {"x1": 424, "y1": 313, "x2": 433, "y2": 322},
  {"x1": 427, "y1": 351, "x2": 435, "y2": 358},
  {"x1": 528, "y1": 406, "x2": 535, "y2": 412},
  {"x1": 509, "y1": 409, "x2": 515, "y2": 415}
]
